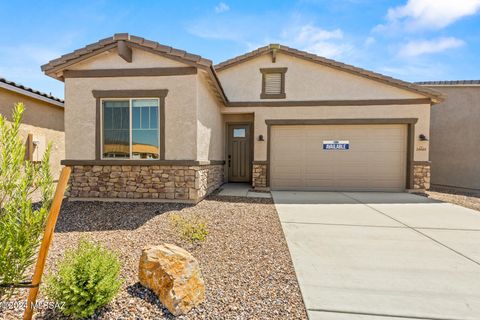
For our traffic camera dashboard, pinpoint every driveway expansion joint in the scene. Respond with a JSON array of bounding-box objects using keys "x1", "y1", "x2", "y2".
[
  {"x1": 281, "y1": 221, "x2": 408, "y2": 228},
  {"x1": 340, "y1": 192, "x2": 480, "y2": 267}
]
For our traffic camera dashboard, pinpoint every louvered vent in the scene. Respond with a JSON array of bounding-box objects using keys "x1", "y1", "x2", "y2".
[{"x1": 264, "y1": 73, "x2": 282, "y2": 94}]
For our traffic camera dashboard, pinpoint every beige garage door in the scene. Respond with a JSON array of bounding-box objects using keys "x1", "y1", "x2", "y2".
[{"x1": 270, "y1": 124, "x2": 407, "y2": 191}]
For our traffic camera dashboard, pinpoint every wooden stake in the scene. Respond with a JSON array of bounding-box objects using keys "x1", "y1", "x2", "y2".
[{"x1": 23, "y1": 166, "x2": 71, "y2": 320}]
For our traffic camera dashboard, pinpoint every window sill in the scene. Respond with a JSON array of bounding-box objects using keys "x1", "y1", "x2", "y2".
[
  {"x1": 61, "y1": 159, "x2": 226, "y2": 166},
  {"x1": 260, "y1": 93, "x2": 286, "y2": 99}
]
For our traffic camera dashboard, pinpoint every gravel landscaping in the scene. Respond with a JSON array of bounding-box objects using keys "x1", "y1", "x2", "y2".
[
  {"x1": 427, "y1": 188, "x2": 480, "y2": 212},
  {"x1": 2, "y1": 195, "x2": 307, "y2": 319}
]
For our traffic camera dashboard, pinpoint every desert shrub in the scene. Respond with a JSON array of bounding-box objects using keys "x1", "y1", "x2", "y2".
[
  {"x1": 0, "y1": 103, "x2": 54, "y2": 298},
  {"x1": 45, "y1": 239, "x2": 122, "y2": 319},
  {"x1": 169, "y1": 213, "x2": 209, "y2": 243}
]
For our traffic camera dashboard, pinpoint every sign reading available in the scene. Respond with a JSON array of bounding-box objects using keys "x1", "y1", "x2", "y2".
[{"x1": 323, "y1": 140, "x2": 350, "y2": 150}]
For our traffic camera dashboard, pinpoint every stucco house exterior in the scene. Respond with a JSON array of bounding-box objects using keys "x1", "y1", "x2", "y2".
[
  {"x1": 41, "y1": 33, "x2": 443, "y2": 202},
  {"x1": 417, "y1": 81, "x2": 479, "y2": 193},
  {"x1": 0, "y1": 78, "x2": 65, "y2": 179}
]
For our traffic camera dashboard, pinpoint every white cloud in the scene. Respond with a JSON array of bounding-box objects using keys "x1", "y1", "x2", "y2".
[
  {"x1": 304, "y1": 42, "x2": 351, "y2": 58},
  {"x1": 295, "y1": 25, "x2": 343, "y2": 43},
  {"x1": 282, "y1": 24, "x2": 352, "y2": 58},
  {"x1": 187, "y1": 14, "x2": 353, "y2": 59},
  {"x1": 364, "y1": 36, "x2": 376, "y2": 46},
  {"x1": 214, "y1": 2, "x2": 230, "y2": 14},
  {"x1": 0, "y1": 44, "x2": 65, "y2": 98},
  {"x1": 398, "y1": 37, "x2": 464, "y2": 57},
  {"x1": 379, "y1": 0, "x2": 480, "y2": 31}
]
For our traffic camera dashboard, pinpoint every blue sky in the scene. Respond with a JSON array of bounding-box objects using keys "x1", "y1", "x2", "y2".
[{"x1": 1, "y1": 0, "x2": 479, "y2": 99}]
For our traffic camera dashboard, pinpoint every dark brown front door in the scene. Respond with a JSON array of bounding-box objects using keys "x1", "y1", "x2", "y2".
[{"x1": 227, "y1": 124, "x2": 251, "y2": 182}]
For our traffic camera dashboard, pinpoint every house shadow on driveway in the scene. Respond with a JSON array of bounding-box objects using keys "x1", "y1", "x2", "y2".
[
  {"x1": 54, "y1": 200, "x2": 193, "y2": 233},
  {"x1": 271, "y1": 191, "x2": 444, "y2": 205}
]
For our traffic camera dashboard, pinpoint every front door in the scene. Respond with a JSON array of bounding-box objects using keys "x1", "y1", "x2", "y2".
[{"x1": 227, "y1": 124, "x2": 251, "y2": 182}]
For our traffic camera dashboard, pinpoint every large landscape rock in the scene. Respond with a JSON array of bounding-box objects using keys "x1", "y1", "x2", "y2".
[{"x1": 138, "y1": 244, "x2": 205, "y2": 316}]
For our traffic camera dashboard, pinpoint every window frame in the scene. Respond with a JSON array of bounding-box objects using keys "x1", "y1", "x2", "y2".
[
  {"x1": 93, "y1": 89, "x2": 168, "y2": 161},
  {"x1": 100, "y1": 97, "x2": 161, "y2": 160},
  {"x1": 260, "y1": 67, "x2": 287, "y2": 99}
]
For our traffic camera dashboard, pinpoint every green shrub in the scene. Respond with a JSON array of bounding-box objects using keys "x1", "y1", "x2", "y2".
[
  {"x1": 45, "y1": 240, "x2": 122, "y2": 319},
  {"x1": 169, "y1": 213, "x2": 209, "y2": 244},
  {"x1": 0, "y1": 103, "x2": 54, "y2": 299}
]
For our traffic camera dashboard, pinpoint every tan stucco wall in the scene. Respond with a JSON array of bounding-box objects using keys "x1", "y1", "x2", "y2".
[
  {"x1": 0, "y1": 88, "x2": 65, "y2": 179},
  {"x1": 65, "y1": 75, "x2": 198, "y2": 160},
  {"x1": 217, "y1": 52, "x2": 424, "y2": 102},
  {"x1": 221, "y1": 104, "x2": 431, "y2": 162},
  {"x1": 424, "y1": 86, "x2": 480, "y2": 191},
  {"x1": 196, "y1": 71, "x2": 224, "y2": 160},
  {"x1": 70, "y1": 47, "x2": 186, "y2": 70},
  {"x1": 64, "y1": 47, "x2": 204, "y2": 161},
  {"x1": 61, "y1": 45, "x2": 432, "y2": 169},
  {"x1": 0, "y1": 88, "x2": 64, "y2": 131}
]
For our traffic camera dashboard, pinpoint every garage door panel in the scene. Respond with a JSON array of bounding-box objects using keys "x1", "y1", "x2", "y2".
[
  {"x1": 271, "y1": 124, "x2": 407, "y2": 191},
  {"x1": 272, "y1": 167, "x2": 301, "y2": 176}
]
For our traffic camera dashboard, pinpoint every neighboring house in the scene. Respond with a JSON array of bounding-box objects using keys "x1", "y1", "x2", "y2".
[
  {"x1": 0, "y1": 78, "x2": 65, "y2": 179},
  {"x1": 416, "y1": 81, "x2": 480, "y2": 192},
  {"x1": 41, "y1": 33, "x2": 443, "y2": 202}
]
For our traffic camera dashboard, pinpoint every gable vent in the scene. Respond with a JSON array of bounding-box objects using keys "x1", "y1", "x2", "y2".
[{"x1": 264, "y1": 73, "x2": 282, "y2": 94}]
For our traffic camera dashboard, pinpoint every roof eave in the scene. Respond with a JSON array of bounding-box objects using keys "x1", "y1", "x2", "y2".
[
  {"x1": 0, "y1": 79, "x2": 64, "y2": 107},
  {"x1": 215, "y1": 44, "x2": 442, "y2": 104},
  {"x1": 41, "y1": 34, "x2": 228, "y2": 104}
]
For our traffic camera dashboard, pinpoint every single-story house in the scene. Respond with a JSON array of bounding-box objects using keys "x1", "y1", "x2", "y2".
[
  {"x1": 416, "y1": 80, "x2": 479, "y2": 193},
  {"x1": 0, "y1": 78, "x2": 65, "y2": 179},
  {"x1": 41, "y1": 33, "x2": 443, "y2": 202}
]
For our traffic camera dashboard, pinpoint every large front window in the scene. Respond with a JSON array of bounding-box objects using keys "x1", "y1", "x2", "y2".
[{"x1": 102, "y1": 98, "x2": 160, "y2": 159}]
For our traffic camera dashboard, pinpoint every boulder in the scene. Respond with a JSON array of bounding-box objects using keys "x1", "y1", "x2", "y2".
[{"x1": 138, "y1": 244, "x2": 205, "y2": 316}]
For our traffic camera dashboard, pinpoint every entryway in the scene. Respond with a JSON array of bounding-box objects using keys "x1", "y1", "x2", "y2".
[
  {"x1": 273, "y1": 191, "x2": 480, "y2": 320},
  {"x1": 227, "y1": 123, "x2": 252, "y2": 182}
]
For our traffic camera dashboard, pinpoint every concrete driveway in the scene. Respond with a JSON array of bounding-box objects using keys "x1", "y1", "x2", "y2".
[{"x1": 272, "y1": 191, "x2": 480, "y2": 320}]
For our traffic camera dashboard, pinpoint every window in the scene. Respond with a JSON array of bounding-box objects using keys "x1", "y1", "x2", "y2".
[
  {"x1": 233, "y1": 128, "x2": 246, "y2": 138},
  {"x1": 102, "y1": 98, "x2": 160, "y2": 159},
  {"x1": 260, "y1": 67, "x2": 287, "y2": 99}
]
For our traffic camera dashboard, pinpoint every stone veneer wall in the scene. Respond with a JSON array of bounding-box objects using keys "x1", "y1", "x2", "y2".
[
  {"x1": 413, "y1": 163, "x2": 431, "y2": 190},
  {"x1": 68, "y1": 164, "x2": 224, "y2": 202},
  {"x1": 252, "y1": 163, "x2": 268, "y2": 189},
  {"x1": 251, "y1": 162, "x2": 431, "y2": 191}
]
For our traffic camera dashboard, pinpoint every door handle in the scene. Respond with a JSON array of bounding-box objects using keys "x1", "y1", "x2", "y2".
[{"x1": 228, "y1": 154, "x2": 231, "y2": 167}]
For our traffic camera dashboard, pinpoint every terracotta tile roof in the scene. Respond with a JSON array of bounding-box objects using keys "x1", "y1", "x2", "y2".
[
  {"x1": 0, "y1": 77, "x2": 64, "y2": 106},
  {"x1": 41, "y1": 34, "x2": 227, "y2": 104},
  {"x1": 415, "y1": 80, "x2": 480, "y2": 85},
  {"x1": 41, "y1": 33, "x2": 212, "y2": 74},
  {"x1": 41, "y1": 35, "x2": 445, "y2": 105},
  {"x1": 215, "y1": 44, "x2": 445, "y2": 103}
]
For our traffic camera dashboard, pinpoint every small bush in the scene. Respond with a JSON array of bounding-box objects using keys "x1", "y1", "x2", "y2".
[
  {"x1": 45, "y1": 240, "x2": 122, "y2": 319},
  {"x1": 169, "y1": 213, "x2": 209, "y2": 244}
]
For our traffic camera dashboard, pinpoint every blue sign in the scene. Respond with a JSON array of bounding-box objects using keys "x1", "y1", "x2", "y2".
[{"x1": 323, "y1": 140, "x2": 350, "y2": 150}]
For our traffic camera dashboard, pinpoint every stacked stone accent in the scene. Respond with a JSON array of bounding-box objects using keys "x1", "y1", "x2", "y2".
[
  {"x1": 196, "y1": 165, "x2": 225, "y2": 199},
  {"x1": 68, "y1": 164, "x2": 224, "y2": 202},
  {"x1": 252, "y1": 163, "x2": 268, "y2": 189},
  {"x1": 413, "y1": 163, "x2": 431, "y2": 190}
]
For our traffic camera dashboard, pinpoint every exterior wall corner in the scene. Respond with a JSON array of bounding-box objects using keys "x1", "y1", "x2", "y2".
[{"x1": 413, "y1": 162, "x2": 431, "y2": 191}]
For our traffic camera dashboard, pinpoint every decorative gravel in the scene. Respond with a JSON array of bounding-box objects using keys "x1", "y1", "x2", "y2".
[
  {"x1": 427, "y1": 188, "x2": 480, "y2": 212},
  {"x1": 2, "y1": 195, "x2": 307, "y2": 319}
]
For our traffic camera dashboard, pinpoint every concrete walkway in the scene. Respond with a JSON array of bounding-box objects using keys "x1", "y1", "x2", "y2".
[
  {"x1": 272, "y1": 191, "x2": 480, "y2": 320},
  {"x1": 217, "y1": 183, "x2": 271, "y2": 198}
]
